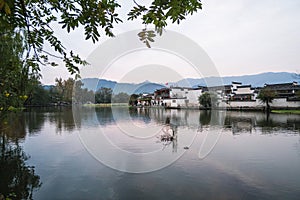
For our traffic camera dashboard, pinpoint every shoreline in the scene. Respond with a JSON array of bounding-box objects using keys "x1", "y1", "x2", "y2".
[{"x1": 23, "y1": 104, "x2": 300, "y2": 113}]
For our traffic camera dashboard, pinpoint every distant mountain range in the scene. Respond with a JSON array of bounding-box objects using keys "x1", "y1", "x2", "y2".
[
  {"x1": 176, "y1": 72, "x2": 299, "y2": 88},
  {"x1": 79, "y1": 72, "x2": 299, "y2": 94}
]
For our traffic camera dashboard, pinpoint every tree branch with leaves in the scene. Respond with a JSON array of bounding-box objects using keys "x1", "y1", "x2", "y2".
[
  {"x1": 1, "y1": 0, "x2": 202, "y2": 74},
  {"x1": 0, "y1": 0, "x2": 202, "y2": 117}
]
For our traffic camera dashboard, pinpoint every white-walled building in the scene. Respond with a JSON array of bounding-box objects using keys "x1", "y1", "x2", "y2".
[
  {"x1": 232, "y1": 85, "x2": 257, "y2": 101},
  {"x1": 152, "y1": 81, "x2": 300, "y2": 109}
]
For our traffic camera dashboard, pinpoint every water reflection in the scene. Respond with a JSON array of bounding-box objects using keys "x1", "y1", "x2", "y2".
[
  {"x1": 25, "y1": 107, "x2": 77, "y2": 133},
  {"x1": 123, "y1": 108, "x2": 300, "y2": 134},
  {"x1": 2, "y1": 107, "x2": 299, "y2": 140},
  {"x1": 200, "y1": 111, "x2": 212, "y2": 126},
  {"x1": 0, "y1": 117, "x2": 42, "y2": 200},
  {"x1": 8, "y1": 107, "x2": 300, "y2": 136},
  {"x1": 223, "y1": 111, "x2": 300, "y2": 134},
  {"x1": 0, "y1": 107, "x2": 299, "y2": 199}
]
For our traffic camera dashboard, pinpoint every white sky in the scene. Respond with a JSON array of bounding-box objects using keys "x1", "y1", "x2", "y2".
[
  {"x1": 95, "y1": 50, "x2": 197, "y2": 84},
  {"x1": 40, "y1": 0, "x2": 300, "y2": 85}
]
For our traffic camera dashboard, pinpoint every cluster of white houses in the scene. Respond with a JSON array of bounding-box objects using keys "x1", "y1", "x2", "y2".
[{"x1": 138, "y1": 81, "x2": 300, "y2": 109}]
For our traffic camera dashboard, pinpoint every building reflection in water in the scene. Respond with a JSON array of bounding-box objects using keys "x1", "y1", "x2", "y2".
[{"x1": 131, "y1": 108, "x2": 300, "y2": 135}]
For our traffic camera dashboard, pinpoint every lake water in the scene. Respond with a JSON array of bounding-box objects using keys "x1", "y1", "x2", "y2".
[{"x1": 1, "y1": 107, "x2": 300, "y2": 200}]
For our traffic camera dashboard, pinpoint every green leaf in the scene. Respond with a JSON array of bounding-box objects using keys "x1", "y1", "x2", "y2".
[
  {"x1": 145, "y1": 40, "x2": 151, "y2": 48},
  {"x1": 148, "y1": 37, "x2": 154, "y2": 42},
  {"x1": 4, "y1": 3, "x2": 11, "y2": 15}
]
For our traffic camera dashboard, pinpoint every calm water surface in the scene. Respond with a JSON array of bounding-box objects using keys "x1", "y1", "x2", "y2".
[{"x1": 1, "y1": 107, "x2": 300, "y2": 200}]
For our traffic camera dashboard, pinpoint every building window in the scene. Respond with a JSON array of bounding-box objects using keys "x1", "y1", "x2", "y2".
[{"x1": 172, "y1": 100, "x2": 176, "y2": 103}]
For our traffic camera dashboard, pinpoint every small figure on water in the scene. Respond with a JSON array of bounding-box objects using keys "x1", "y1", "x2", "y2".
[{"x1": 160, "y1": 117, "x2": 175, "y2": 141}]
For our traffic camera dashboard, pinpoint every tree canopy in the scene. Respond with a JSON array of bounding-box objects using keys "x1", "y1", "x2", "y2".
[
  {"x1": 257, "y1": 88, "x2": 276, "y2": 112},
  {"x1": 95, "y1": 87, "x2": 112, "y2": 104},
  {"x1": 0, "y1": 0, "x2": 202, "y2": 117},
  {"x1": 0, "y1": 0, "x2": 202, "y2": 75},
  {"x1": 198, "y1": 92, "x2": 218, "y2": 109},
  {"x1": 0, "y1": 26, "x2": 39, "y2": 115}
]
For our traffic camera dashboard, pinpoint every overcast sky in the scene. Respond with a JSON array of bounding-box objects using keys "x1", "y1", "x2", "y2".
[{"x1": 40, "y1": 0, "x2": 300, "y2": 84}]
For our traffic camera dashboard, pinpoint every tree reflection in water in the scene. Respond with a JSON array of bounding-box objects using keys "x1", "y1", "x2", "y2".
[{"x1": 0, "y1": 115, "x2": 41, "y2": 200}]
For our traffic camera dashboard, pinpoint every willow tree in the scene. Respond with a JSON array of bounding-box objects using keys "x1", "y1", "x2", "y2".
[{"x1": 0, "y1": 25, "x2": 39, "y2": 116}]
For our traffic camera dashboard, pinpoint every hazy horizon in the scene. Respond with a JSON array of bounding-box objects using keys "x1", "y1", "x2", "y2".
[{"x1": 42, "y1": 71, "x2": 299, "y2": 85}]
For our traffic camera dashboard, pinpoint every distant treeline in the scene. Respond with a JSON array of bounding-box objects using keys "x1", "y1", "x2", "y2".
[{"x1": 25, "y1": 78, "x2": 133, "y2": 106}]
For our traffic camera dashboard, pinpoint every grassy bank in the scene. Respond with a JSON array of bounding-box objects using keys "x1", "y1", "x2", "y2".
[{"x1": 271, "y1": 110, "x2": 300, "y2": 114}]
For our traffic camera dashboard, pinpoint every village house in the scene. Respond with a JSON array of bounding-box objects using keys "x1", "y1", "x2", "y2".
[
  {"x1": 257, "y1": 82, "x2": 300, "y2": 109},
  {"x1": 153, "y1": 87, "x2": 202, "y2": 108},
  {"x1": 263, "y1": 82, "x2": 300, "y2": 99},
  {"x1": 202, "y1": 84, "x2": 233, "y2": 102},
  {"x1": 231, "y1": 85, "x2": 257, "y2": 101},
  {"x1": 150, "y1": 81, "x2": 300, "y2": 109},
  {"x1": 137, "y1": 93, "x2": 153, "y2": 106}
]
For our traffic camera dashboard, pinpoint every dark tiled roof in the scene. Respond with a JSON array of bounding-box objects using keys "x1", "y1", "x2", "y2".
[
  {"x1": 155, "y1": 88, "x2": 170, "y2": 92},
  {"x1": 206, "y1": 85, "x2": 232, "y2": 91},
  {"x1": 234, "y1": 94, "x2": 254, "y2": 97},
  {"x1": 187, "y1": 88, "x2": 203, "y2": 91},
  {"x1": 232, "y1": 81, "x2": 242, "y2": 84},
  {"x1": 237, "y1": 85, "x2": 252, "y2": 88},
  {"x1": 264, "y1": 82, "x2": 299, "y2": 90},
  {"x1": 170, "y1": 86, "x2": 186, "y2": 89}
]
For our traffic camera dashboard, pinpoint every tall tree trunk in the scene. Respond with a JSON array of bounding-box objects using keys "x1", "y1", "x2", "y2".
[{"x1": 266, "y1": 101, "x2": 271, "y2": 113}]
